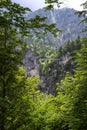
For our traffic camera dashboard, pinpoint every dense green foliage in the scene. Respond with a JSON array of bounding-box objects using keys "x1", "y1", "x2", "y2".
[{"x1": 0, "y1": 0, "x2": 87, "y2": 130}]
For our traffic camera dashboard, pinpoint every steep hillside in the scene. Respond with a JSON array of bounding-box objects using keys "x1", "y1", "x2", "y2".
[
  {"x1": 23, "y1": 37, "x2": 82, "y2": 94},
  {"x1": 23, "y1": 8, "x2": 85, "y2": 94},
  {"x1": 26, "y1": 8, "x2": 86, "y2": 45}
]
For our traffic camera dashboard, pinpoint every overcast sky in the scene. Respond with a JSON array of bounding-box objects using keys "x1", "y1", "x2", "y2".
[{"x1": 12, "y1": 0, "x2": 85, "y2": 11}]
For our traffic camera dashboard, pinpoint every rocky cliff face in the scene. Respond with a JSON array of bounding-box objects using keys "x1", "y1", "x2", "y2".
[
  {"x1": 23, "y1": 49, "x2": 39, "y2": 77},
  {"x1": 23, "y1": 49, "x2": 57, "y2": 94},
  {"x1": 23, "y1": 48, "x2": 74, "y2": 95},
  {"x1": 23, "y1": 49, "x2": 55, "y2": 94}
]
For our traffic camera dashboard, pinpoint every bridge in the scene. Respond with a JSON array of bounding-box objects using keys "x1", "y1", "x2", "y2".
[{"x1": 39, "y1": 58, "x2": 59, "y2": 61}]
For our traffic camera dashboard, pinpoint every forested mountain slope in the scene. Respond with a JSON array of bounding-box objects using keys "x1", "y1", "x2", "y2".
[
  {"x1": 23, "y1": 37, "x2": 82, "y2": 94},
  {"x1": 26, "y1": 8, "x2": 86, "y2": 45},
  {"x1": 23, "y1": 8, "x2": 86, "y2": 94}
]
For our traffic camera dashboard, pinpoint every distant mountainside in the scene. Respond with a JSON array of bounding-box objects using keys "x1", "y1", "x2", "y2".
[
  {"x1": 24, "y1": 8, "x2": 86, "y2": 94},
  {"x1": 26, "y1": 8, "x2": 86, "y2": 45}
]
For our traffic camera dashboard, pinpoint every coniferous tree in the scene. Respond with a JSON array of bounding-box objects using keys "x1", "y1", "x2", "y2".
[{"x1": 0, "y1": 0, "x2": 61, "y2": 130}]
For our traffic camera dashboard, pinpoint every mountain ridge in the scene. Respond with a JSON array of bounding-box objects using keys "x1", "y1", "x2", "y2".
[{"x1": 26, "y1": 7, "x2": 86, "y2": 45}]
